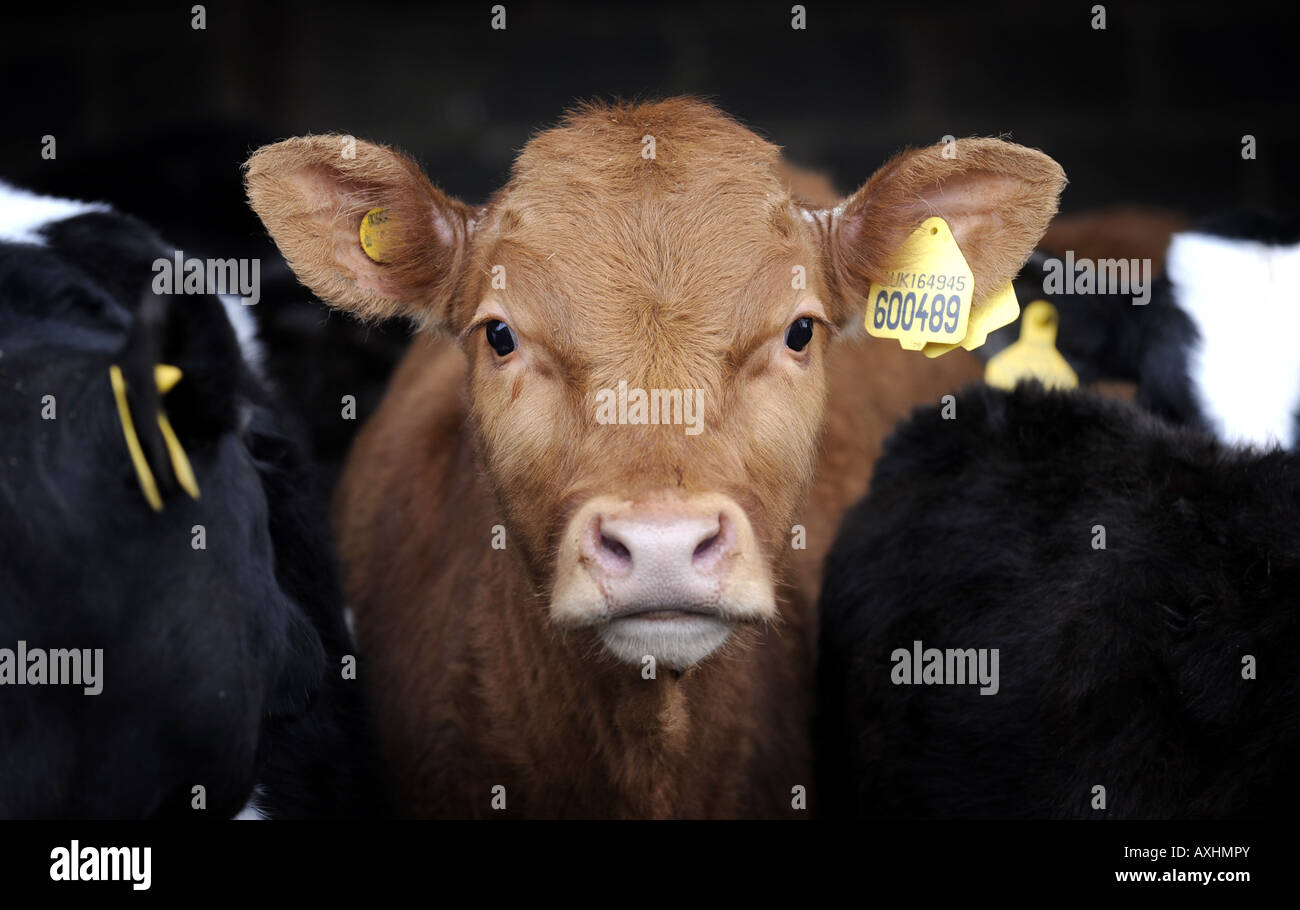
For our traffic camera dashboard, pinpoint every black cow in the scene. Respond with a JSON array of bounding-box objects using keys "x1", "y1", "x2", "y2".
[
  {"x1": 817, "y1": 382, "x2": 1300, "y2": 818},
  {"x1": 0, "y1": 183, "x2": 379, "y2": 818},
  {"x1": 989, "y1": 213, "x2": 1300, "y2": 447}
]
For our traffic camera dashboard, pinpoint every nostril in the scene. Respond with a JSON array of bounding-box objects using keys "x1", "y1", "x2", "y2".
[
  {"x1": 590, "y1": 515, "x2": 634, "y2": 574},
  {"x1": 600, "y1": 531, "x2": 631, "y2": 561},
  {"x1": 586, "y1": 508, "x2": 735, "y2": 579},
  {"x1": 691, "y1": 512, "x2": 729, "y2": 571},
  {"x1": 693, "y1": 531, "x2": 721, "y2": 559}
]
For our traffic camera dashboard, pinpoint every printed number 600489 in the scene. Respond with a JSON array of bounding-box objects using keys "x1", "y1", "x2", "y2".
[{"x1": 872, "y1": 289, "x2": 963, "y2": 335}]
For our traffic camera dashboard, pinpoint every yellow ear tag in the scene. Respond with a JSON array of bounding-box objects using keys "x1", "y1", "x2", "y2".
[
  {"x1": 359, "y1": 207, "x2": 392, "y2": 263},
  {"x1": 153, "y1": 365, "x2": 200, "y2": 501},
  {"x1": 865, "y1": 216, "x2": 972, "y2": 350},
  {"x1": 984, "y1": 300, "x2": 1079, "y2": 391},
  {"x1": 154, "y1": 363, "x2": 182, "y2": 394},
  {"x1": 922, "y1": 281, "x2": 1021, "y2": 358},
  {"x1": 110, "y1": 364, "x2": 163, "y2": 513},
  {"x1": 110, "y1": 363, "x2": 202, "y2": 513}
]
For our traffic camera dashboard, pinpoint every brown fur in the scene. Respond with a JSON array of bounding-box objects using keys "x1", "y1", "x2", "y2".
[
  {"x1": 245, "y1": 98, "x2": 1064, "y2": 817},
  {"x1": 1040, "y1": 205, "x2": 1190, "y2": 275}
]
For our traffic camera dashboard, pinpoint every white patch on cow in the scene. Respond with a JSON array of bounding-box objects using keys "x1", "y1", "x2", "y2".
[
  {"x1": 1168, "y1": 231, "x2": 1300, "y2": 448},
  {"x1": 219, "y1": 293, "x2": 262, "y2": 370},
  {"x1": 342, "y1": 604, "x2": 358, "y2": 645},
  {"x1": 599, "y1": 616, "x2": 735, "y2": 672},
  {"x1": 233, "y1": 784, "x2": 269, "y2": 820},
  {"x1": 0, "y1": 180, "x2": 108, "y2": 245}
]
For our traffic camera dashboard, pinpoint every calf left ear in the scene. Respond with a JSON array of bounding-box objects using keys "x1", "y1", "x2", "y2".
[
  {"x1": 244, "y1": 135, "x2": 474, "y2": 327},
  {"x1": 814, "y1": 138, "x2": 1066, "y2": 326}
]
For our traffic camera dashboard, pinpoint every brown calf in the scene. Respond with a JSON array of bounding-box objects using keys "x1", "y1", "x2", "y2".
[{"x1": 245, "y1": 98, "x2": 1064, "y2": 817}]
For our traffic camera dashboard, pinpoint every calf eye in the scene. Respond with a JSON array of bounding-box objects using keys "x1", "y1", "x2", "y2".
[
  {"x1": 485, "y1": 319, "x2": 517, "y2": 357},
  {"x1": 785, "y1": 317, "x2": 814, "y2": 352}
]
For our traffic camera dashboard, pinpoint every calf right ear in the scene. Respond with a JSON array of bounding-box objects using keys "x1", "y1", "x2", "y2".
[
  {"x1": 811, "y1": 138, "x2": 1066, "y2": 328},
  {"x1": 244, "y1": 135, "x2": 473, "y2": 327}
]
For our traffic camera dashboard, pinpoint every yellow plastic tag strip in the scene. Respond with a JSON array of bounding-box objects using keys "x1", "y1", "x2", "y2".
[
  {"x1": 109, "y1": 363, "x2": 202, "y2": 512},
  {"x1": 109, "y1": 364, "x2": 163, "y2": 512}
]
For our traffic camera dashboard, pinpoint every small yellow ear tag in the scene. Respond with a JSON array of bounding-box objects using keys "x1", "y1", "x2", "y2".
[
  {"x1": 154, "y1": 364, "x2": 183, "y2": 394},
  {"x1": 866, "y1": 216, "x2": 972, "y2": 350},
  {"x1": 359, "y1": 208, "x2": 392, "y2": 263},
  {"x1": 984, "y1": 300, "x2": 1079, "y2": 391},
  {"x1": 922, "y1": 281, "x2": 1021, "y2": 358}
]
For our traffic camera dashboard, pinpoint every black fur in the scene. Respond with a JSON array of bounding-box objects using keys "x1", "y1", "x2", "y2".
[
  {"x1": 816, "y1": 383, "x2": 1300, "y2": 818},
  {"x1": 18, "y1": 131, "x2": 413, "y2": 490},
  {"x1": 0, "y1": 207, "x2": 380, "y2": 818},
  {"x1": 1194, "y1": 211, "x2": 1300, "y2": 246},
  {"x1": 993, "y1": 249, "x2": 1152, "y2": 385},
  {"x1": 997, "y1": 250, "x2": 1206, "y2": 430}
]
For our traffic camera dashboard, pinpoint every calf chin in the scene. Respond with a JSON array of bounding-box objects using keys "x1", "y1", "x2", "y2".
[
  {"x1": 598, "y1": 614, "x2": 735, "y2": 672},
  {"x1": 549, "y1": 493, "x2": 776, "y2": 670}
]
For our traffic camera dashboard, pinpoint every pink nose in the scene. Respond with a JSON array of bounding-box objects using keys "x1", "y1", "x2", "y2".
[
  {"x1": 550, "y1": 494, "x2": 776, "y2": 644},
  {"x1": 579, "y1": 507, "x2": 734, "y2": 609}
]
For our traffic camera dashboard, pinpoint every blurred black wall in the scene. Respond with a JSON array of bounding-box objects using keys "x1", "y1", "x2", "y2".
[{"x1": 3, "y1": 0, "x2": 1296, "y2": 249}]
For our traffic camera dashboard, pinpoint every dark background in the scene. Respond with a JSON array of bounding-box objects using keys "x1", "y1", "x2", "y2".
[
  {"x1": 2, "y1": 0, "x2": 1295, "y2": 480},
  {"x1": 3, "y1": 0, "x2": 1295, "y2": 249}
]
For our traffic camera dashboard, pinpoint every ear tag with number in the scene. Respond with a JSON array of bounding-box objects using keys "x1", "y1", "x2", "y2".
[
  {"x1": 359, "y1": 208, "x2": 392, "y2": 263},
  {"x1": 984, "y1": 300, "x2": 1078, "y2": 391},
  {"x1": 923, "y1": 281, "x2": 1021, "y2": 358},
  {"x1": 865, "y1": 216, "x2": 972, "y2": 350}
]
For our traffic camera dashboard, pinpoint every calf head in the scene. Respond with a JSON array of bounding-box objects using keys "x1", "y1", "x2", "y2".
[{"x1": 246, "y1": 98, "x2": 1064, "y2": 671}]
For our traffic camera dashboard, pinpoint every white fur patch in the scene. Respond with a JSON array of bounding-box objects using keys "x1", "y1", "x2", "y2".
[
  {"x1": 219, "y1": 293, "x2": 263, "y2": 369},
  {"x1": 1167, "y1": 231, "x2": 1300, "y2": 448},
  {"x1": 0, "y1": 180, "x2": 108, "y2": 245},
  {"x1": 342, "y1": 605, "x2": 358, "y2": 645},
  {"x1": 598, "y1": 615, "x2": 735, "y2": 672},
  {"x1": 233, "y1": 784, "x2": 268, "y2": 820}
]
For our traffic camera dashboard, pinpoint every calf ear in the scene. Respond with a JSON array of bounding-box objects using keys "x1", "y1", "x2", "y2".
[
  {"x1": 244, "y1": 135, "x2": 473, "y2": 327},
  {"x1": 816, "y1": 138, "x2": 1066, "y2": 326}
]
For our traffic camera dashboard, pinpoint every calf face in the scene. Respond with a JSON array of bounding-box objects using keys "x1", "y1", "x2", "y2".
[{"x1": 245, "y1": 98, "x2": 1064, "y2": 671}]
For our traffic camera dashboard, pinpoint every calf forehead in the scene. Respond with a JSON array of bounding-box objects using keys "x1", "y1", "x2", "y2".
[
  {"x1": 488, "y1": 215, "x2": 806, "y2": 389},
  {"x1": 476, "y1": 101, "x2": 815, "y2": 370},
  {"x1": 495, "y1": 194, "x2": 802, "y2": 298},
  {"x1": 509, "y1": 98, "x2": 789, "y2": 199}
]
